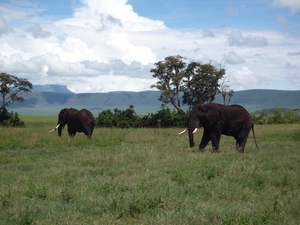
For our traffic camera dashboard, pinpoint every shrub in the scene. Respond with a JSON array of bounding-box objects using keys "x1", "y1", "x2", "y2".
[
  {"x1": 0, "y1": 107, "x2": 24, "y2": 127},
  {"x1": 96, "y1": 109, "x2": 115, "y2": 127},
  {"x1": 283, "y1": 110, "x2": 300, "y2": 123},
  {"x1": 96, "y1": 105, "x2": 188, "y2": 128},
  {"x1": 251, "y1": 108, "x2": 300, "y2": 125}
]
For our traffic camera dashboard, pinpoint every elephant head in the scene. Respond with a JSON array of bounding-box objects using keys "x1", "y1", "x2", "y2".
[
  {"x1": 49, "y1": 108, "x2": 69, "y2": 136},
  {"x1": 179, "y1": 104, "x2": 221, "y2": 148},
  {"x1": 57, "y1": 108, "x2": 70, "y2": 136}
]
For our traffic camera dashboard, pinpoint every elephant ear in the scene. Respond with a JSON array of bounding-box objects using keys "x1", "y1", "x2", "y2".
[
  {"x1": 199, "y1": 104, "x2": 221, "y2": 127},
  {"x1": 62, "y1": 108, "x2": 69, "y2": 124}
]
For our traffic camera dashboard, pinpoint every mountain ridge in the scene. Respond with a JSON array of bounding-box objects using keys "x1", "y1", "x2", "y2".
[{"x1": 6, "y1": 86, "x2": 300, "y2": 115}]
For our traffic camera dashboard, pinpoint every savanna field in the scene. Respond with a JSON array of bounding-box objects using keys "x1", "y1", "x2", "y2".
[{"x1": 0, "y1": 116, "x2": 299, "y2": 225}]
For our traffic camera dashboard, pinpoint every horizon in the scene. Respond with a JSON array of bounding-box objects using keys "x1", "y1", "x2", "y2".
[{"x1": 32, "y1": 84, "x2": 300, "y2": 94}]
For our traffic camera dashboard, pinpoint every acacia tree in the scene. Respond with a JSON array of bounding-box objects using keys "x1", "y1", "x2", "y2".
[
  {"x1": 183, "y1": 61, "x2": 225, "y2": 106},
  {"x1": 150, "y1": 55, "x2": 186, "y2": 115},
  {"x1": 0, "y1": 72, "x2": 32, "y2": 109},
  {"x1": 150, "y1": 55, "x2": 226, "y2": 114}
]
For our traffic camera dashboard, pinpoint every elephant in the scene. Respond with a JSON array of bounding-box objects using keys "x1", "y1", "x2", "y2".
[
  {"x1": 179, "y1": 103, "x2": 258, "y2": 153},
  {"x1": 49, "y1": 108, "x2": 95, "y2": 138}
]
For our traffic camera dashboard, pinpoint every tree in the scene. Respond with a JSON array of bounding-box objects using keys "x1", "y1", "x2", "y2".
[
  {"x1": 219, "y1": 76, "x2": 234, "y2": 105},
  {"x1": 150, "y1": 55, "x2": 186, "y2": 115},
  {"x1": 182, "y1": 61, "x2": 225, "y2": 106},
  {"x1": 0, "y1": 73, "x2": 33, "y2": 109},
  {"x1": 150, "y1": 55, "x2": 226, "y2": 114}
]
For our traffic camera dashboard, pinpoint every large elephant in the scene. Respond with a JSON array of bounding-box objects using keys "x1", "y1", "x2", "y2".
[
  {"x1": 49, "y1": 108, "x2": 95, "y2": 138},
  {"x1": 179, "y1": 103, "x2": 258, "y2": 153}
]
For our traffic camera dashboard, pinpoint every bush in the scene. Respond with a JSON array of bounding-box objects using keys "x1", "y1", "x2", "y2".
[
  {"x1": 96, "y1": 105, "x2": 188, "y2": 128},
  {"x1": 148, "y1": 105, "x2": 188, "y2": 128},
  {"x1": 0, "y1": 107, "x2": 25, "y2": 127},
  {"x1": 96, "y1": 109, "x2": 115, "y2": 127},
  {"x1": 251, "y1": 108, "x2": 300, "y2": 125},
  {"x1": 283, "y1": 110, "x2": 300, "y2": 123}
]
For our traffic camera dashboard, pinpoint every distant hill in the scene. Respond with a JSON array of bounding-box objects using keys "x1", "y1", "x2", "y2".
[
  {"x1": 216, "y1": 89, "x2": 300, "y2": 112},
  {"x1": 5, "y1": 86, "x2": 300, "y2": 115},
  {"x1": 32, "y1": 85, "x2": 73, "y2": 93}
]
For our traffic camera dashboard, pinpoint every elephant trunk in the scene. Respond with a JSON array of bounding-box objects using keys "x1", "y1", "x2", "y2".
[
  {"x1": 58, "y1": 124, "x2": 62, "y2": 136},
  {"x1": 188, "y1": 129, "x2": 195, "y2": 148},
  {"x1": 188, "y1": 119, "x2": 199, "y2": 148},
  {"x1": 57, "y1": 119, "x2": 64, "y2": 137}
]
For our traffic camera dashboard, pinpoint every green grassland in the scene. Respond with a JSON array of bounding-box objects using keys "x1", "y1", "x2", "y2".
[{"x1": 0, "y1": 117, "x2": 299, "y2": 224}]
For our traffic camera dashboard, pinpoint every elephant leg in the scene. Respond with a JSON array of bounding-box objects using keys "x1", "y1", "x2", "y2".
[
  {"x1": 90, "y1": 127, "x2": 94, "y2": 136},
  {"x1": 235, "y1": 137, "x2": 248, "y2": 153},
  {"x1": 239, "y1": 138, "x2": 248, "y2": 153},
  {"x1": 68, "y1": 126, "x2": 76, "y2": 137},
  {"x1": 199, "y1": 129, "x2": 210, "y2": 151},
  {"x1": 69, "y1": 132, "x2": 76, "y2": 137},
  {"x1": 235, "y1": 141, "x2": 240, "y2": 150},
  {"x1": 83, "y1": 123, "x2": 93, "y2": 138},
  {"x1": 235, "y1": 129, "x2": 250, "y2": 153},
  {"x1": 210, "y1": 132, "x2": 221, "y2": 153}
]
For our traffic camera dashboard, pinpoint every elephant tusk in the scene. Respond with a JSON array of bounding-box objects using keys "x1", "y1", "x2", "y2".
[
  {"x1": 192, "y1": 128, "x2": 198, "y2": 134},
  {"x1": 178, "y1": 128, "x2": 187, "y2": 135},
  {"x1": 48, "y1": 124, "x2": 60, "y2": 132}
]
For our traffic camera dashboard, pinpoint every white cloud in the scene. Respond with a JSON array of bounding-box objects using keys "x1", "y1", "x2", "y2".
[
  {"x1": 287, "y1": 51, "x2": 300, "y2": 56},
  {"x1": 58, "y1": 0, "x2": 166, "y2": 32},
  {"x1": 0, "y1": 15, "x2": 12, "y2": 35},
  {"x1": 66, "y1": 74, "x2": 155, "y2": 93},
  {"x1": 272, "y1": 0, "x2": 300, "y2": 14},
  {"x1": 26, "y1": 24, "x2": 52, "y2": 38},
  {"x1": 284, "y1": 62, "x2": 298, "y2": 69},
  {"x1": 0, "y1": 0, "x2": 299, "y2": 93},
  {"x1": 223, "y1": 51, "x2": 245, "y2": 65},
  {"x1": 202, "y1": 30, "x2": 215, "y2": 38},
  {"x1": 227, "y1": 30, "x2": 268, "y2": 47},
  {"x1": 227, "y1": 67, "x2": 258, "y2": 91}
]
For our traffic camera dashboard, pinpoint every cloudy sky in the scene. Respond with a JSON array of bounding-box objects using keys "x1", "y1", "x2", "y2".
[{"x1": 0, "y1": 0, "x2": 299, "y2": 93}]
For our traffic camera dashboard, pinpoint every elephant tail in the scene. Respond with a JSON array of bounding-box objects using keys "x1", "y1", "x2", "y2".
[{"x1": 251, "y1": 125, "x2": 259, "y2": 149}]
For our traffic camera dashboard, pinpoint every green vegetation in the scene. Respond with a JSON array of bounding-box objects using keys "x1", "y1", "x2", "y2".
[
  {"x1": 252, "y1": 108, "x2": 300, "y2": 125},
  {"x1": 1, "y1": 116, "x2": 299, "y2": 224},
  {"x1": 0, "y1": 73, "x2": 32, "y2": 126},
  {"x1": 2, "y1": 104, "x2": 300, "y2": 129},
  {"x1": 150, "y1": 55, "x2": 225, "y2": 114},
  {"x1": 96, "y1": 105, "x2": 300, "y2": 128},
  {"x1": 96, "y1": 105, "x2": 188, "y2": 128},
  {"x1": 0, "y1": 107, "x2": 25, "y2": 127},
  {"x1": 0, "y1": 72, "x2": 32, "y2": 109}
]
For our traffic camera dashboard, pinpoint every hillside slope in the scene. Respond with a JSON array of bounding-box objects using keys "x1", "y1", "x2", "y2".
[{"x1": 7, "y1": 89, "x2": 300, "y2": 115}]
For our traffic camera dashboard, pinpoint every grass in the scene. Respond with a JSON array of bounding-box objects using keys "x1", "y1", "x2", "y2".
[{"x1": 0, "y1": 117, "x2": 299, "y2": 224}]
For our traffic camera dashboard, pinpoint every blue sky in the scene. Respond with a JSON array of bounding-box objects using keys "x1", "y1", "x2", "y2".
[
  {"x1": 0, "y1": 0, "x2": 299, "y2": 93},
  {"x1": 129, "y1": 0, "x2": 297, "y2": 30}
]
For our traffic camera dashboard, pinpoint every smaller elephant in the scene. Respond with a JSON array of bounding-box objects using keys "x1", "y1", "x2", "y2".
[
  {"x1": 179, "y1": 103, "x2": 258, "y2": 153},
  {"x1": 49, "y1": 108, "x2": 95, "y2": 138}
]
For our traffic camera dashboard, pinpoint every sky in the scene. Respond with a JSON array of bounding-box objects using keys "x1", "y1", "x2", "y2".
[{"x1": 0, "y1": 0, "x2": 299, "y2": 93}]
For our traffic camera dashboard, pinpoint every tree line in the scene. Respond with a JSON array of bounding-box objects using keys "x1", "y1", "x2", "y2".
[
  {"x1": 95, "y1": 105, "x2": 300, "y2": 128},
  {"x1": 96, "y1": 105, "x2": 188, "y2": 128}
]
